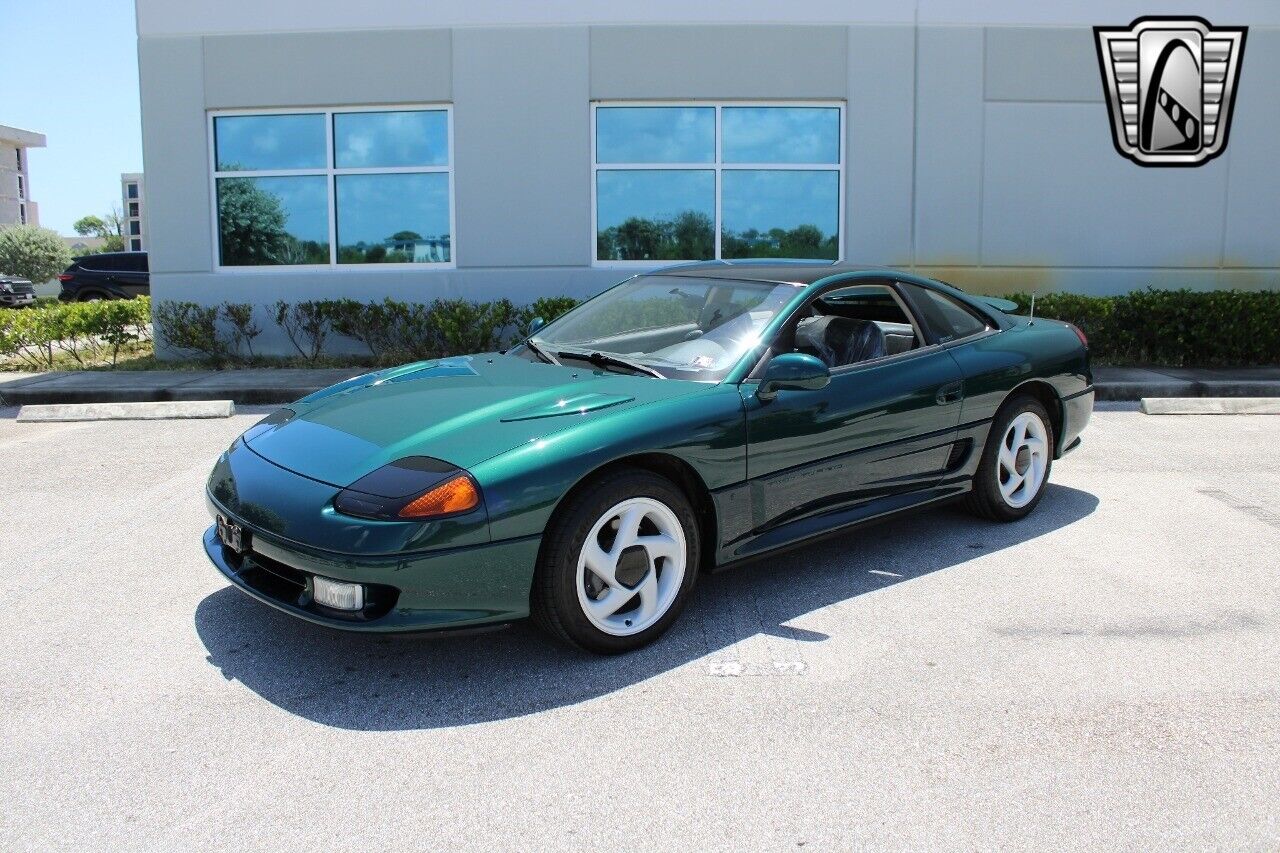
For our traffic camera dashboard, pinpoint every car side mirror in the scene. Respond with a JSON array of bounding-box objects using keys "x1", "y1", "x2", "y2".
[
  {"x1": 756, "y1": 353, "x2": 830, "y2": 402},
  {"x1": 528, "y1": 316, "x2": 545, "y2": 335}
]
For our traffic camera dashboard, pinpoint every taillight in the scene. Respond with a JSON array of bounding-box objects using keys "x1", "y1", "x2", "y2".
[
  {"x1": 1069, "y1": 323, "x2": 1088, "y2": 348},
  {"x1": 57, "y1": 274, "x2": 73, "y2": 282}
]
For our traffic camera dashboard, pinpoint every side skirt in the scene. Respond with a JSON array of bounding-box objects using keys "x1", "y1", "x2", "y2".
[{"x1": 709, "y1": 479, "x2": 973, "y2": 573}]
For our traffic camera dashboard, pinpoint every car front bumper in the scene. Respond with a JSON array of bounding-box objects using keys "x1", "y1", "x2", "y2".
[
  {"x1": 204, "y1": 493, "x2": 540, "y2": 634},
  {"x1": 0, "y1": 292, "x2": 35, "y2": 307}
]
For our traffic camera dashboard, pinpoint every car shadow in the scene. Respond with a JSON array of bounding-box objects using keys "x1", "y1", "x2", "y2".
[{"x1": 194, "y1": 484, "x2": 1098, "y2": 730}]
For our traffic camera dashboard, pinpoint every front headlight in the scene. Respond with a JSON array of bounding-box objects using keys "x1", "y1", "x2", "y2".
[
  {"x1": 0, "y1": 282, "x2": 12, "y2": 293},
  {"x1": 333, "y1": 456, "x2": 482, "y2": 521}
]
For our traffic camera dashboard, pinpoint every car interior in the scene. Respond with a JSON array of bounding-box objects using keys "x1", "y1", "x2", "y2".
[{"x1": 787, "y1": 284, "x2": 923, "y2": 370}]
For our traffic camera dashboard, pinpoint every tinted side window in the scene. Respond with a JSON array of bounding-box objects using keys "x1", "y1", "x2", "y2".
[
  {"x1": 123, "y1": 253, "x2": 148, "y2": 272},
  {"x1": 906, "y1": 285, "x2": 988, "y2": 342},
  {"x1": 80, "y1": 255, "x2": 123, "y2": 272}
]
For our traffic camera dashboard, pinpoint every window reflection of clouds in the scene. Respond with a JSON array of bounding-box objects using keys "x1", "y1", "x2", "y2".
[
  {"x1": 334, "y1": 111, "x2": 448, "y2": 168},
  {"x1": 596, "y1": 170, "x2": 714, "y2": 228},
  {"x1": 214, "y1": 114, "x2": 326, "y2": 171},
  {"x1": 722, "y1": 170, "x2": 838, "y2": 233},
  {"x1": 596, "y1": 107, "x2": 714, "y2": 163},
  {"x1": 722, "y1": 108, "x2": 840, "y2": 164},
  {"x1": 248, "y1": 176, "x2": 329, "y2": 242},
  {"x1": 337, "y1": 173, "x2": 450, "y2": 246}
]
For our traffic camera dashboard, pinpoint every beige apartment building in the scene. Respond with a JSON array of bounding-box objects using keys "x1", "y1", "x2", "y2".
[
  {"x1": 0, "y1": 125, "x2": 46, "y2": 227},
  {"x1": 121, "y1": 172, "x2": 146, "y2": 251}
]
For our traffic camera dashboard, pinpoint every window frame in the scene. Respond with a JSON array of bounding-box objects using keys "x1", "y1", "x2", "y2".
[
  {"x1": 206, "y1": 104, "x2": 457, "y2": 273},
  {"x1": 590, "y1": 100, "x2": 846, "y2": 269}
]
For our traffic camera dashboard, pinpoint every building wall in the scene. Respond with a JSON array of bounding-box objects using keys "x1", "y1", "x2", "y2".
[{"x1": 136, "y1": 15, "x2": 1280, "y2": 355}]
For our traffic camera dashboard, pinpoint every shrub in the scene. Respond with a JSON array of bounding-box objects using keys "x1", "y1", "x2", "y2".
[
  {"x1": 220, "y1": 303, "x2": 262, "y2": 360},
  {"x1": 154, "y1": 300, "x2": 226, "y2": 363},
  {"x1": 0, "y1": 225, "x2": 73, "y2": 285},
  {"x1": 272, "y1": 300, "x2": 332, "y2": 363},
  {"x1": 0, "y1": 303, "x2": 67, "y2": 369},
  {"x1": 428, "y1": 298, "x2": 518, "y2": 355},
  {"x1": 326, "y1": 298, "x2": 393, "y2": 359}
]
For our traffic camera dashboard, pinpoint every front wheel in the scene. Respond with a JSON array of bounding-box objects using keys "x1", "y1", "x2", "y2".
[
  {"x1": 964, "y1": 395, "x2": 1054, "y2": 522},
  {"x1": 532, "y1": 468, "x2": 699, "y2": 654}
]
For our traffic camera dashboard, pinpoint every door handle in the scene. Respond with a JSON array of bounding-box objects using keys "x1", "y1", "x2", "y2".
[{"x1": 935, "y1": 382, "x2": 963, "y2": 405}]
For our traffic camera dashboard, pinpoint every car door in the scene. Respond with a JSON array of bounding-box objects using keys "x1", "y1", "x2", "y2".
[
  {"x1": 114, "y1": 254, "x2": 149, "y2": 298},
  {"x1": 739, "y1": 281, "x2": 964, "y2": 551}
]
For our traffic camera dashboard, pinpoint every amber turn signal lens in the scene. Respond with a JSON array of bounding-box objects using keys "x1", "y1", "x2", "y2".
[{"x1": 397, "y1": 474, "x2": 480, "y2": 519}]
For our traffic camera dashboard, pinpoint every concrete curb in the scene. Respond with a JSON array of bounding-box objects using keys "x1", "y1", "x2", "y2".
[
  {"x1": 16, "y1": 400, "x2": 236, "y2": 423},
  {"x1": 1140, "y1": 397, "x2": 1280, "y2": 415}
]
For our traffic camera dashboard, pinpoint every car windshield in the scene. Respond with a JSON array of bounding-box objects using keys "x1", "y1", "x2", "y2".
[{"x1": 522, "y1": 274, "x2": 800, "y2": 380}]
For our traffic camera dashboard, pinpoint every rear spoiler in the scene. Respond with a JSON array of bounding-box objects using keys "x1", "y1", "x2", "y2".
[{"x1": 974, "y1": 295, "x2": 1021, "y2": 314}]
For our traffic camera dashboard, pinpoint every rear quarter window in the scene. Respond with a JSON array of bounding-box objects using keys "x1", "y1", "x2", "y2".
[{"x1": 907, "y1": 285, "x2": 989, "y2": 343}]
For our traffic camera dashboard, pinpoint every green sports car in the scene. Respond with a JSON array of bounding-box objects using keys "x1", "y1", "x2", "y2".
[{"x1": 204, "y1": 262, "x2": 1092, "y2": 653}]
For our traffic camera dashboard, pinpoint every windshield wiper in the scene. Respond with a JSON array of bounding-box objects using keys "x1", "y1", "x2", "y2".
[
  {"x1": 522, "y1": 338, "x2": 561, "y2": 366},
  {"x1": 556, "y1": 348, "x2": 664, "y2": 379}
]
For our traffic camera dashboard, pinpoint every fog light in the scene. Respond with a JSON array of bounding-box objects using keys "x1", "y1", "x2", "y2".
[{"x1": 312, "y1": 576, "x2": 364, "y2": 611}]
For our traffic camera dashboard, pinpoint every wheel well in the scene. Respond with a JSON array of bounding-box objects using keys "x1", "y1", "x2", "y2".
[
  {"x1": 555, "y1": 454, "x2": 719, "y2": 572},
  {"x1": 1012, "y1": 380, "x2": 1064, "y2": 450}
]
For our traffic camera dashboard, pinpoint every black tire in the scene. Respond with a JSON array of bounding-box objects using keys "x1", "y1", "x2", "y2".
[
  {"x1": 531, "y1": 467, "x2": 700, "y2": 654},
  {"x1": 964, "y1": 394, "x2": 1055, "y2": 522}
]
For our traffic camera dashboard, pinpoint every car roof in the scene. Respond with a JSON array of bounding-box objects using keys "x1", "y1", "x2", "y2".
[
  {"x1": 73, "y1": 251, "x2": 148, "y2": 262},
  {"x1": 645, "y1": 260, "x2": 900, "y2": 287}
]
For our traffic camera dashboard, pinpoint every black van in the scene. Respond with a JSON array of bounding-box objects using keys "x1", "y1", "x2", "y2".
[{"x1": 57, "y1": 252, "x2": 149, "y2": 301}]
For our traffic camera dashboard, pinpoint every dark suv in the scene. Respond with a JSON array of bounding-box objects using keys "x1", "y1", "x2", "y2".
[{"x1": 58, "y1": 252, "x2": 149, "y2": 301}]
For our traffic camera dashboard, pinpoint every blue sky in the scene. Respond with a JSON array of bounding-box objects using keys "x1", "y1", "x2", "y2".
[{"x1": 2, "y1": 0, "x2": 142, "y2": 235}]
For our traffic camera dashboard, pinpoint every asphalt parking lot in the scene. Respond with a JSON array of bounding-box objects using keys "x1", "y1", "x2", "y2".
[{"x1": 2, "y1": 404, "x2": 1278, "y2": 851}]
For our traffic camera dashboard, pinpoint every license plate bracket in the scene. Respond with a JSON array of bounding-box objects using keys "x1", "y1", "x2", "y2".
[{"x1": 216, "y1": 514, "x2": 250, "y2": 555}]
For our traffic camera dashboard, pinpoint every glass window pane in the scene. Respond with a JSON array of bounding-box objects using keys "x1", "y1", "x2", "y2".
[
  {"x1": 595, "y1": 107, "x2": 714, "y2": 164},
  {"x1": 336, "y1": 173, "x2": 451, "y2": 264},
  {"x1": 722, "y1": 107, "x2": 840, "y2": 164},
  {"x1": 910, "y1": 286, "x2": 989, "y2": 341},
  {"x1": 334, "y1": 110, "x2": 449, "y2": 168},
  {"x1": 214, "y1": 114, "x2": 327, "y2": 171},
  {"x1": 721, "y1": 170, "x2": 839, "y2": 260},
  {"x1": 595, "y1": 170, "x2": 714, "y2": 261},
  {"x1": 216, "y1": 175, "x2": 329, "y2": 266}
]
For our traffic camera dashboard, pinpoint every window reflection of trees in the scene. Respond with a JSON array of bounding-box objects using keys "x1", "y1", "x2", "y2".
[{"x1": 596, "y1": 211, "x2": 837, "y2": 262}]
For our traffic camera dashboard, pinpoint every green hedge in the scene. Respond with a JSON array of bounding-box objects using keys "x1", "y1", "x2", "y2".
[
  {"x1": 153, "y1": 296, "x2": 582, "y2": 366},
  {"x1": 0, "y1": 297, "x2": 152, "y2": 370},
  {"x1": 1003, "y1": 288, "x2": 1280, "y2": 366}
]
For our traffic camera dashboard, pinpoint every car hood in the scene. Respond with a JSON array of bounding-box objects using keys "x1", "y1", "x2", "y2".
[{"x1": 243, "y1": 354, "x2": 704, "y2": 487}]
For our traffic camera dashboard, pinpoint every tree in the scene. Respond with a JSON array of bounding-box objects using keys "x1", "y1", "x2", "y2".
[
  {"x1": 0, "y1": 225, "x2": 74, "y2": 283},
  {"x1": 390, "y1": 230, "x2": 423, "y2": 242},
  {"x1": 216, "y1": 176, "x2": 291, "y2": 265},
  {"x1": 73, "y1": 208, "x2": 126, "y2": 252}
]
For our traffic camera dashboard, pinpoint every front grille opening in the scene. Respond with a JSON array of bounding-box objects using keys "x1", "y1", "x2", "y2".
[{"x1": 235, "y1": 549, "x2": 399, "y2": 622}]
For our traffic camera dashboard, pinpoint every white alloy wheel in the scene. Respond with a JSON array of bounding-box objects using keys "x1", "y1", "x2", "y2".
[
  {"x1": 997, "y1": 411, "x2": 1050, "y2": 509},
  {"x1": 575, "y1": 497, "x2": 687, "y2": 636}
]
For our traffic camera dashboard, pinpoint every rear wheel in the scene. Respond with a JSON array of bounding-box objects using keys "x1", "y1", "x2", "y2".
[
  {"x1": 532, "y1": 467, "x2": 699, "y2": 654},
  {"x1": 964, "y1": 395, "x2": 1054, "y2": 522}
]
